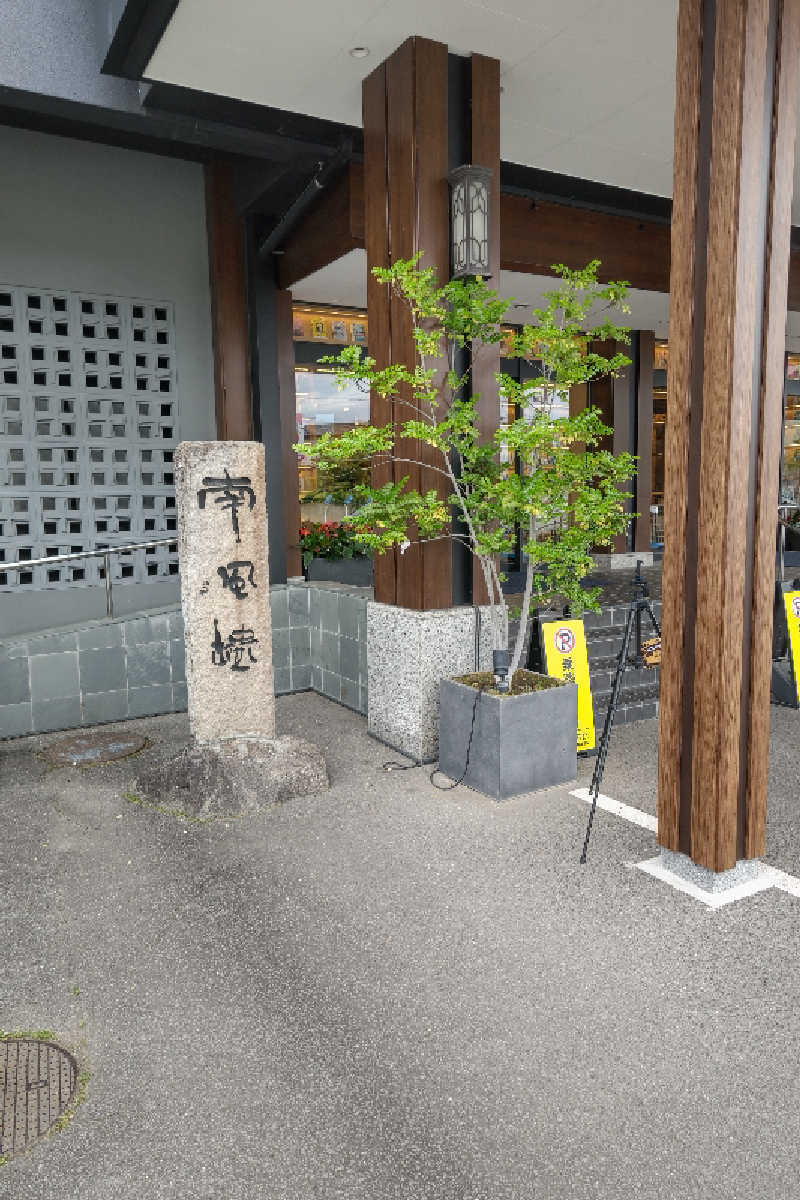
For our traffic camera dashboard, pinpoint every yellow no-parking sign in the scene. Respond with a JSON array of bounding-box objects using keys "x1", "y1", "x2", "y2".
[
  {"x1": 783, "y1": 591, "x2": 800, "y2": 705},
  {"x1": 540, "y1": 619, "x2": 596, "y2": 752}
]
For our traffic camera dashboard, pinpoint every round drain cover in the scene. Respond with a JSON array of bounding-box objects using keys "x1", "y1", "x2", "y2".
[
  {"x1": 1, "y1": 1039, "x2": 78, "y2": 1161},
  {"x1": 43, "y1": 730, "x2": 147, "y2": 767}
]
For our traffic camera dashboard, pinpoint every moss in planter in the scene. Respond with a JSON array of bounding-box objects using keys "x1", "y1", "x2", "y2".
[{"x1": 455, "y1": 669, "x2": 562, "y2": 698}]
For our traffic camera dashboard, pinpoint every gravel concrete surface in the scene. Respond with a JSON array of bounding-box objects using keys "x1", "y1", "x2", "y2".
[{"x1": 2, "y1": 692, "x2": 800, "y2": 1199}]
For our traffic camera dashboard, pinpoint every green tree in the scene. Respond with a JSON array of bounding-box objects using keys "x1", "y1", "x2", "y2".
[{"x1": 294, "y1": 257, "x2": 635, "y2": 673}]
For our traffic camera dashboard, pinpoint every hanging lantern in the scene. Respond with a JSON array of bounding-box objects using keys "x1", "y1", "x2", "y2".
[{"x1": 448, "y1": 164, "x2": 492, "y2": 279}]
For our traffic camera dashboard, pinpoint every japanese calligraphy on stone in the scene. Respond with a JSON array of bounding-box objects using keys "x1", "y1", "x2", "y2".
[
  {"x1": 176, "y1": 441, "x2": 275, "y2": 744},
  {"x1": 197, "y1": 469, "x2": 256, "y2": 544},
  {"x1": 211, "y1": 619, "x2": 259, "y2": 671},
  {"x1": 217, "y1": 560, "x2": 257, "y2": 599}
]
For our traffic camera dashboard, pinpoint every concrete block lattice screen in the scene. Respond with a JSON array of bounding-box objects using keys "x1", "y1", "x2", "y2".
[{"x1": 0, "y1": 283, "x2": 180, "y2": 594}]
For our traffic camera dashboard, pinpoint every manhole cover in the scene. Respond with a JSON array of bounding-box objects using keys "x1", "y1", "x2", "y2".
[
  {"x1": 1, "y1": 1039, "x2": 78, "y2": 1161},
  {"x1": 43, "y1": 731, "x2": 148, "y2": 767}
]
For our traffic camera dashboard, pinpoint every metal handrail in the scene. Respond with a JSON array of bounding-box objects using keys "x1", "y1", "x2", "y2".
[{"x1": 2, "y1": 538, "x2": 177, "y2": 619}]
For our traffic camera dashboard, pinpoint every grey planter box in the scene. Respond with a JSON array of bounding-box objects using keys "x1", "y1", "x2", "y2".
[
  {"x1": 438, "y1": 675, "x2": 578, "y2": 800},
  {"x1": 306, "y1": 556, "x2": 373, "y2": 587}
]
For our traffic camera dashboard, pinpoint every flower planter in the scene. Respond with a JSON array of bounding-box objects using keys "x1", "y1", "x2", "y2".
[
  {"x1": 305, "y1": 555, "x2": 373, "y2": 587},
  {"x1": 438, "y1": 672, "x2": 578, "y2": 800}
]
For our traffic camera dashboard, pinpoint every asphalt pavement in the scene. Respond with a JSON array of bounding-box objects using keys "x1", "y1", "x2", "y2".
[{"x1": 2, "y1": 693, "x2": 800, "y2": 1199}]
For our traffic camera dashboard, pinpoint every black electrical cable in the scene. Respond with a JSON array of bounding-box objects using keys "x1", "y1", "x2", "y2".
[{"x1": 382, "y1": 683, "x2": 487, "y2": 789}]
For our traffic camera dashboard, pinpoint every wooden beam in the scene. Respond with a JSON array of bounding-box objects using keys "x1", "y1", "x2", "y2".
[
  {"x1": 277, "y1": 164, "x2": 364, "y2": 290},
  {"x1": 276, "y1": 159, "x2": 800, "y2": 312},
  {"x1": 205, "y1": 160, "x2": 253, "y2": 440},
  {"x1": 499, "y1": 195, "x2": 671, "y2": 291},
  {"x1": 657, "y1": 0, "x2": 800, "y2": 871}
]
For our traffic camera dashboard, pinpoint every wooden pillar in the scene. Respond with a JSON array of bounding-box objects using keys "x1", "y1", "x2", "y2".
[
  {"x1": 634, "y1": 332, "x2": 655, "y2": 554},
  {"x1": 363, "y1": 38, "x2": 500, "y2": 609},
  {"x1": 589, "y1": 338, "x2": 631, "y2": 552},
  {"x1": 275, "y1": 290, "x2": 302, "y2": 579},
  {"x1": 657, "y1": 0, "x2": 800, "y2": 870},
  {"x1": 245, "y1": 227, "x2": 300, "y2": 584},
  {"x1": 470, "y1": 54, "x2": 502, "y2": 605},
  {"x1": 205, "y1": 160, "x2": 253, "y2": 440}
]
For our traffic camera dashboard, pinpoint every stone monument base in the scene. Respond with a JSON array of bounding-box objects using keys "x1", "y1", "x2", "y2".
[{"x1": 135, "y1": 734, "x2": 328, "y2": 818}]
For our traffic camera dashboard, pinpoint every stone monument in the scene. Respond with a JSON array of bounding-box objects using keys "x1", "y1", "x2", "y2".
[
  {"x1": 136, "y1": 441, "x2": 327, "y2": 816},
  {"x1": 178, "y1": 440, "x2": 274, "y2": 743}
]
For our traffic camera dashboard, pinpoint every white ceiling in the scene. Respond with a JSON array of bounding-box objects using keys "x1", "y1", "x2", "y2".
[
  {"x1": 147, "y1": 0, "x2": 800, "y2": 213},
  {"x1": 148, "y1": 0, "x2": 800, "y2": 323},
  {"x1": 148, "y1": 0, "x2": 680, "y2": 196}
]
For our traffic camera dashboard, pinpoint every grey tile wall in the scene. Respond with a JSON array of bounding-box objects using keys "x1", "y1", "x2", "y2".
[
  {"x1": 1, "y1": 613, "x2": 187, "y2": 736},
  {"x1": 307, "y1": 585, "x2": 368, "y2": 714},
  {"x1": 0, "y1": 583, "x2": 370, "y2": 738}
]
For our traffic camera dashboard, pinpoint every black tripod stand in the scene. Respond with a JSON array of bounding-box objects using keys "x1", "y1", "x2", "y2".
[{"x1": 580, "y1": 561, "x2": 661, "y2": 864}]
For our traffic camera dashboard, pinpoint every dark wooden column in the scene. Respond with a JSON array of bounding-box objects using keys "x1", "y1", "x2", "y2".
[
  {"x1": 658, "y1": 0, "x2": 800, "y2": 870},
  {"x1": 470, "y1": 53, "x2": 501, "y2": 605},
  {"x1": 246, "y1": 230, "x2": 300, "y2": 583},
  {"x1": 205, "y1": 160, "x2": 253, "y2": 441},
  {"x1": 634, "y1": 331, "x2": 655, "y2": 554},
  {"x1": 275, "y1": 290, "x2": 302, "y2": 579},
  {"x1": 363, "y1": 39, "x2": 500, "y2": 609},
  {"x1": 589, "y1": 338, "x2": 630, "y2": 553},
  {"x1": 363, "y1": 38, "x2": 450, "y2": 609}
]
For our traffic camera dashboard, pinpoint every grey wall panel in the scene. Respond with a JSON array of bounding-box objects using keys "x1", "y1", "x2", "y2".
[
  {"x1": 0, "y1": 1, "x2": 142, "y2": 109},
  {"x1": 0, "y1": 0, "x2": 142, "y2": 110},
  {"x1": 0, "y1": 125, "x2": 215, "y2": 635}
]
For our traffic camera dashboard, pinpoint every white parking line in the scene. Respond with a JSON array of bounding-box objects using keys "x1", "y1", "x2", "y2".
[
  {"x1": 635, "y1": 855, "x2": 782, "y2": 908},
  {"x1": 570, "y1": 786, "x2": 658, "y2": 832},
  {"x1": 569, "y1": 786, "x2": 800, "y2": 906}
]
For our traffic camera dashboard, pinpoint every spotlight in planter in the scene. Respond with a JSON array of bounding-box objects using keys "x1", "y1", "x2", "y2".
[
  {"x1": 448, "y1": 164, "x2": 493, "y2": 279},
  {"x1": 492, "y1": 648, "x2": 511, "y2": 693}
]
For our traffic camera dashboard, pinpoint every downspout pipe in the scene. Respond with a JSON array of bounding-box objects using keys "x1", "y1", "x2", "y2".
[{"x1": 257, "y1": 140, "x2": 353, "y2": 261}]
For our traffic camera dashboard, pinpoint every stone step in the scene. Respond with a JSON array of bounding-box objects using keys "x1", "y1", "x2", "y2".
[
  {"x1": 592, "y1": 678, "x2": 660, "y2": 727},
  {"x1": 584, "y1": 602, "x2": 662, "y2": 633},
  {"x1": 592, "y1": 696, "x2": 660, "y2": 727},
  {"x1": 588, "y1": 658, "x2": 659, "y2": 694}
]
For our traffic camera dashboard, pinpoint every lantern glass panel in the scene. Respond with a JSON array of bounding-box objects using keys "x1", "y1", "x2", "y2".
[
  {"x1": 467, "y1": 177, "x2": 489, "y2": 273},
  {"x1": 451, "y1": 179, "x2": 468, "y2": 277},
  {"x1": 449, "y1": 165, "x2": 492, "y2": 278}
]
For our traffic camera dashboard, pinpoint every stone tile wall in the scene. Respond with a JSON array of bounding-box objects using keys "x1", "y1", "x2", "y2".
[
  {"x1": 0, "y1": 611, "x2": 187, "y2": 738},
  {"x1": 308, "y1": 585, "x2": 368, "y2": 714},
  {"x1": 0, "y1": 583, "x2": 370, "y2": 739}
]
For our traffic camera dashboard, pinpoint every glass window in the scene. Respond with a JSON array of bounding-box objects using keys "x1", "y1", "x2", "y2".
[{"x1": 295, "y1": 368, "x2": 370, "y2": 513}]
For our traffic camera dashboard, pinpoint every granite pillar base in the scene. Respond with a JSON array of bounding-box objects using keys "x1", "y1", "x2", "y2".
[
  {"x1": 637, "y1": 849, "x2": 778, "y2": 908},
  {"x1": 366, "y1": 602, "x2": 495, "y2": 763}
]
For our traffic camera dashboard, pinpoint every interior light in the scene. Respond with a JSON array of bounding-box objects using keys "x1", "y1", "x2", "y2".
[{"x1": 349, "y1": 46, "x2": 370, "y2": 58}]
